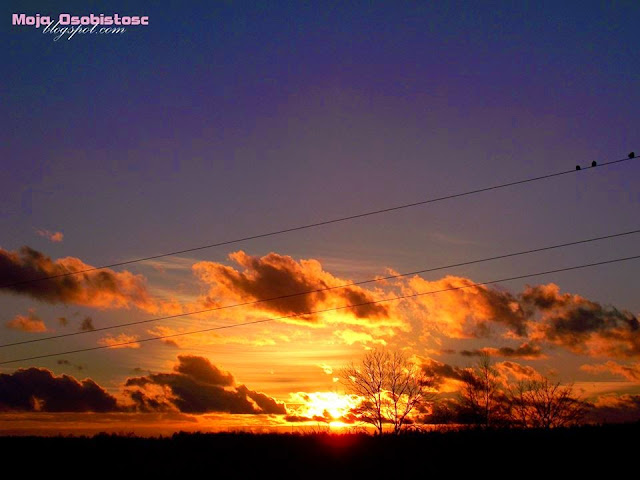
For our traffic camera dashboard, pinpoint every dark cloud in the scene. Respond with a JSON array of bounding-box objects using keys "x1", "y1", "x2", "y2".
[
  {"x1": 192, "y1": 251, "x2": 389, "y2": 322},
  {"x1": 0, "y1": 359, "x2": 286, "y2": 416},
  {"x1": 481, "y1": 287, "x2": 528, "y2": 336},
  {"x1": 0, "y1": 368, "x2": 118, "y2": 412},
  {"x1": 57, "y1": 359, "x2": 84, "y2": 371},
  {"x1": 523, "y1": 284, "x2": 640, "y2": 358},
  {"x1": 460, "y1": 349, "x2": 484, "y2": 357},
  {"x1": 79, "y1": 317, "x2": 95, "y2": 332},
  {"x1": 173, "y1": 355, "x2": 234, "y2": 386},
  {"x1": 586, "y1": 395, "x2": 640, "y2": 424},
  {"x1": 0, "y1": 246, "x2": 155, "y2": 311},
  {"x1": 125, "y1": 355, "x2": 286, "y2": 415},
  {"x1": 421, "y1": 359, "x2": 466, "y2": 386},
  {"x1": 459, "y1": 343, "x2": 544, "y2": 359}
]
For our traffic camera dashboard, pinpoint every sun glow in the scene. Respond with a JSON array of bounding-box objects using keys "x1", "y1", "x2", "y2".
[{"x1": 292, "y1": 392, "x2": 360, "y2": 423}]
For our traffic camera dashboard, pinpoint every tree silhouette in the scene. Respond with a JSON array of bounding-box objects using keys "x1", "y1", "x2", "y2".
[
  {"x1": 457, "y1": 353, "x2": 503, "y2": 426},
  {"x1": 507, "y1": 377, "x2": 586, "y2": 428},
  {"x1": 341, "y1": 349, "x2": 435, "y2": 434}
]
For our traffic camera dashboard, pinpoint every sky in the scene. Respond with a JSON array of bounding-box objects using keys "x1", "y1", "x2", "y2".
[{"x1": 1, "y1": 1, "x2": 639, "y2": 434}]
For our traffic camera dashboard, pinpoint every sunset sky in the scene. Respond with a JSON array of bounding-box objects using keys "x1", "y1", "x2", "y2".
[{"x1": 1, "y1": 1, "x2": 639, "y2": 434}]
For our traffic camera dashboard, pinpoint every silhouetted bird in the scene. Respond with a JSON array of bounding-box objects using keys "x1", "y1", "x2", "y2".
[
  {"x1": 591, "y1": 160, "x2": 597, "y2": 167},
  {"x1": 575, "y1": 165, "x2": 581, "y2": 170},
  {"x1": 629, "y1": 152, "x2": 636, "y2": 159}
]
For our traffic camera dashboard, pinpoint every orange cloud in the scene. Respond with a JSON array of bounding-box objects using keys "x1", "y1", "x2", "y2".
[
  {"x1": 5, "y1": 309, "x2": 47, "y2": 332},
  {"x1": 145, "y1": 325, "x2": 283, "y2": 349},
  {"x1": 98, "y1": 333, "x2": 141, "y2": 349},
  {"x1": 334, "y1": 329, "x2": 386, "y2": 346},
  {"x1": 36, "y1": 229, "x2": 64, "y2": 243},
  {"x1": 421, "y1": 358, "x2": 542, "y2": 392},
  {"x1": 400, "y1": 275, "x2": 527, "y2": 339},
  {"x1": 494, "y1": 361, "x2": 543, "y2": 382},
  {"x1": 401, "y1": 279, "x2": 637, "y2": 361},
  {"x1": 0, "y1": 246, "x2": 180, "y2": 314},
  {"x1": 192, "y1": 251, "x2": 394, "y2": 326},
  {"x1": 524, "y1": 283, "x2": 640, "y2": 358},
  {"x1": 581, "y1": 361, "x2": 640, "y2": 382}
]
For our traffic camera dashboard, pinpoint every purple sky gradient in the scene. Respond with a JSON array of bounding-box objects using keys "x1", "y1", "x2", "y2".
[{"x1": 0, "y1": 1, "x2": 638, "y2": 409}]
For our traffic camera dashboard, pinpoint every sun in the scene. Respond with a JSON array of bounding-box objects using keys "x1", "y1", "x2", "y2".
[{"x1": 296, "y1": 392, "x2": 359, "y2": 421}]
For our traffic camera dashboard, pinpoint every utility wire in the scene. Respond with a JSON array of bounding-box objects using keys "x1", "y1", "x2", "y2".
[
  {"x1": 1, "y1": 228, "x2": 637, "y2": 348},
  {"x1": 1, "y1": 154, "x2": 636, "y2": 290},
  {"x1": 1, "y1": 254, "x2": 637, "y2": 365}
]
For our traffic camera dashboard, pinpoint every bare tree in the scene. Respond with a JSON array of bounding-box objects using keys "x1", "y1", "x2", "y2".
[
  {"x1": 458, "y1": 353, "x2": 503, "y2": 426},
  {"x1": 341, "y1": 349, "x2": 435, "y2": 435},
  {"x1": 507, "y1": 377, "x2": 586, "y2": 428}
]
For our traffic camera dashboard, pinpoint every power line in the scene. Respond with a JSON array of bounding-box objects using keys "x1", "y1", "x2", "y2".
[
  {"x1": 1, "y1": 154, "x2": 636, "y2": 290},
  {"x1": 2, "y1": 228, "x2": 637, "y2": 348},
  {"x1": 1, "y1": 254, "x2": 637, "y2": 365}
]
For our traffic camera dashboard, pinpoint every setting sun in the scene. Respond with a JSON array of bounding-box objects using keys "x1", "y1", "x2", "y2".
[{"x1": 293, "y1": 392, "x2": 360, "y2": 423}]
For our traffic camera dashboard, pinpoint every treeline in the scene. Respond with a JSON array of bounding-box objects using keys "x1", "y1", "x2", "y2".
[
  {"x1": 424, "y1": 354, "x2": 585, "y2": 428},
  {"x1": 341, "y1": 350, "x2": 590, "y2": 432},
  {"x1": 1, "y1": 424, "x2": 637, "y2": 475}
]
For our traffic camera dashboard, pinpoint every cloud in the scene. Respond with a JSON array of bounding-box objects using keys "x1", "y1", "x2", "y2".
[
  {"x1": 587, "y1": 394, "x2": 640, "y2": 423},
  {"x1": 0, "y1": 359, "x2": 287, "y2": 417},
  {"x1": 0, "y1": 368, "x2": 119, "y2": 412},
  {"x1": 173, "y1": 355, "x2": 234, "y2": 386},
  {"x1": 145, "y1": 325, "x2": 281, "y2": 349},
  {"x1": 581, "y1": 361, "x2": 640, "y2": 382},
  {"x1": 421, "y1": 357, "x2": 542, "y2": 392},
  {"x1": 36, "y1": 229, "x2": 64, "y2": 243},
  {"x1": 404, "y1": 279, "x2": 636, "y2": 360},
  {"x1": 494, "y1": 361, "x2": 542, "y2": 382},
  {"x1": 192, "y1": 251, "x2": 391, "y2": 325},
  {"x1": 401, "y1": 275, "x2": 527, "y2": 339},
  {"x1": 459, "y1": 343, "x2": 544, "y2": 359},
  {"x1": 524, "y1": 284, "x2": 640, "y2": 358},
  {"x1": 319, "y1": 364, "x2": 333, "y2": 375},
  {"x1": 79, "y1": 316, "x2": 95, "y2": 331},
  {"x1": 0, "y1": 246, "x2": 157, "y2": 312},
  {"x1": 5, "y1": 309, "x2": 47, "y2": 332},
  {"x1": 124, "y1": 355, "x2": 286, "y2": 414},
  {"x1": 334, "y1": 329, "x2": 386, "y2": 346},
  {"x1": 421, "y1": 358, "x2": 467, "y2": 391},
  {"x1": 98, "y1": 333, "x2": 141, "y2": 349},
  {"x1": 57, "y1": 359, "x2": 84, "y2": 371}
]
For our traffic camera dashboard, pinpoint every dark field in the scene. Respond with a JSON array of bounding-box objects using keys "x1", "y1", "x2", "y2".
[{"x1": 2, "y1": 423, "x2": 636, "y2": 476}]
